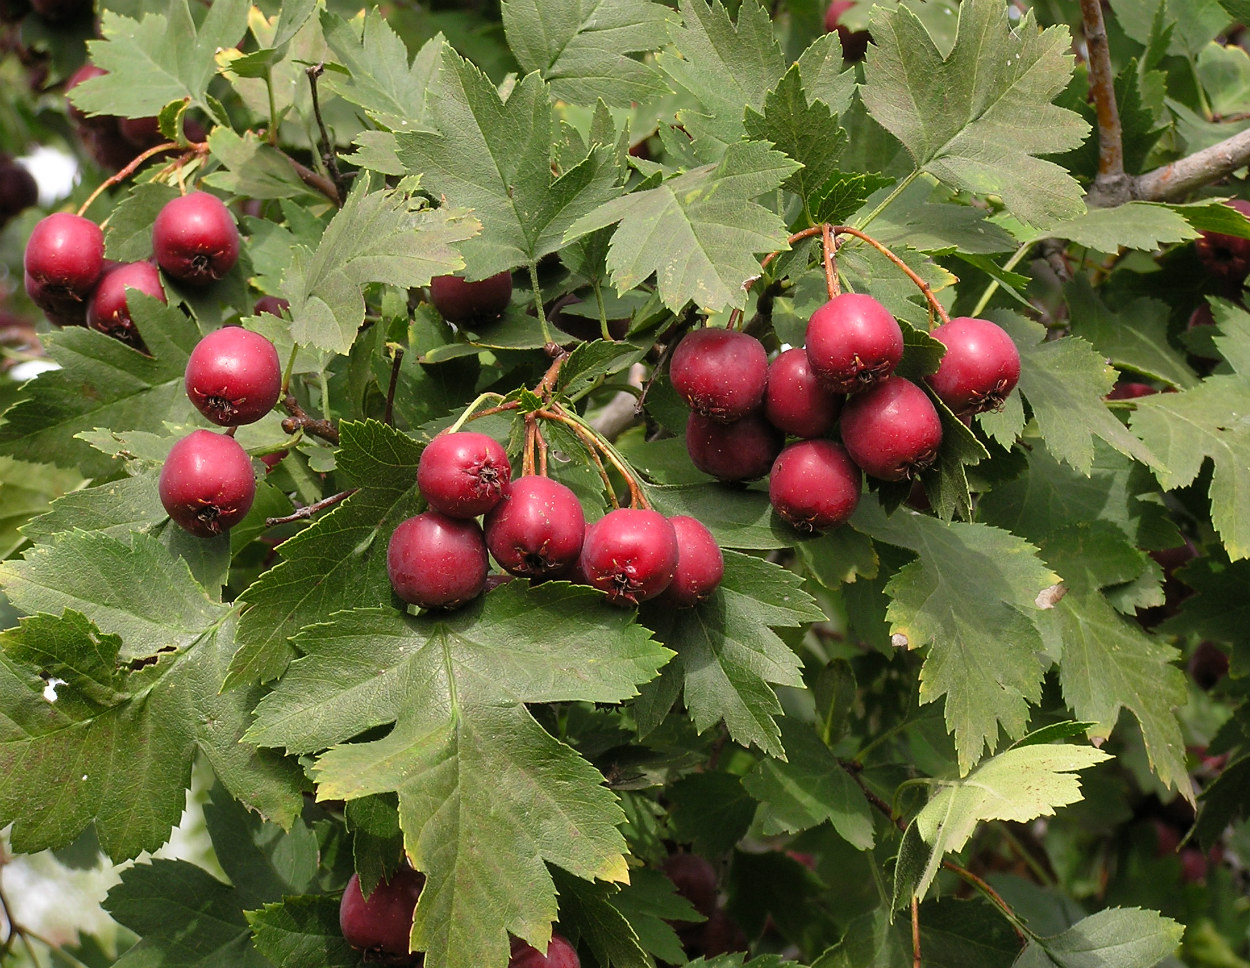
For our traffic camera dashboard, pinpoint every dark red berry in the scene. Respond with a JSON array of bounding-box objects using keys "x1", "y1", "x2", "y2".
[
  {"x1": 1188, "y1": 640, "x2": 1229, "y2": 691},
  {"x1": 686, "y1": 411, "x2": 783, "y2": 483},
  {"x1": 65, "y1": 64, "x2": 110, "y2": 130},
  {"x1": 839, "y1": 377, "x2": 943, "y2": 481},
  {"x1": 430, "y1": 271, "x2": 513, "y2": 323},
  {"x1": 926, "y1": 316, "x2": 1020, "y2": 417},
  {"x1": 118, "y1": 115, "x2": 163, "y2": 149},
  {"x1": 24, "y1": 212, "x2": 105, "y2": 297},
  {"x1": 579, "y1": 507, "x2": 678, "y2": 606},
  {"x1": 86, "y1": 260, "x2": 166, "y2": 350},
  {"x1": 508, "y1": 934, "x2": 580, "y2": 968},
  {"x1": 387, "y1": 511, "x2": 488, "y2": 609},
  {"x1": 662, "y1": 853, "x2": 718, "y2": 918},
  {"x1": 159, "y1": 429, "x2": 256, "y2": 537},
  {"x1": 0, "y1": 158, "x2": 38, "y2": 224},
  {"x1": 152, "y1": 191, "x2": 240, "y2": 285},
  {"x1": 824, "y1": 0, "x2": 871, "y2": 60},
  {"x1": 184, "y1": 327, "x2": 283, "y2": 426},
  {"x1": 339, "y1": 868, "x2": 425, "y2": 960},
  {"x1": 417, "y1": 431, "x2": 511, "y2": 518},
  {"x1": 763, "y1": 346, "x2": 842, "y2": 438},
  {"x1": 25, "y1": 270, "x2": 88, "y2": 327},
  {"x1": 548, "y1": 293, "x2": 629, "y2": 342},
  {"x1": 254, "y1": 295, "x2": 290, "y2": 317},
  {"x1": 1107, "y1": 381, "x2": 1157, "y2": 400},
  {"x1": 484, "y1": 475, "x2": 585, "y2": 578},
  {"x1": 805, "y1": 293, "x2": 903, "y2": 394},
  {"x1": 1195, "y1": 199, "x2": 1250, "y2": 284},
  {"x1": 769, "y1": 439, "x2": 861, "y2": 532},
  {"x1": 669, "y1": 327, "x2": 769, "y2": 422},
  {"x1": 660, "y1": 516, "x2": 724, "y2": 607}
]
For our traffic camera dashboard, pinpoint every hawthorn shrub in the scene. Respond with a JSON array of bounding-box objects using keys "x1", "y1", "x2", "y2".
[{"x1": 0, "y1": 1, "x2": 1247, "y2": 966}]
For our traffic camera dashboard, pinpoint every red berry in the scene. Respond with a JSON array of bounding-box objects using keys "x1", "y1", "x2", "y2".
[
  {"x1": 662, "y1": 853, "x2": 718, "y2": 918},
  {"x1": 387, "y1": 511, "x2": 489, "y2": 609},
  {"x1": 1195, "y1": 199, "x2": 1250, "y2": 284},
  {"x1": 763, "y1": 346, "x2": 842, "y2": 438},
  {"x1": 339, "y1": 868, "x2": 425, "y2": 960},
  {"x1": 669, "y1": 327, "x2": 769, "y2": 422},
  {"x1": 152, "y1": 191, "x2": 240, "y2": 285},
  {"x1": 430, "y1": 271, "x2": 513, "y2": 323},
  {"x1": 24, "y1": 212, "x2": 105, "y2": 297},
  {"x1": 25, "y1": 270, "x2": 88, "y2": 328},
  {"x1": 508, "y1": 934, "x2": 580, "y2": 968},
  {"x1": 926, "y1": 316, "x2": 1020, "y2": 417},
  {"x1": 805, "y1": 293, "x2": 903, "y2": 394},
  {"x1": 0, "y1": 158, "x2": 38, "y2": 224},
  {"x1": 660, "y1": 516, "x2": 724, "y2": 607},
  {"x1": 118, "y1": 115, "x2": 163, "y2": 149},
  {"x1": 769, "y1": 439, "x2": 861, "y2": 532},
  {"x1": 1107, "y1": 381, "x2": 1157, "y2": 400},
  {"x1": 254, "y1": 294, "x2": 290, "y2": 317},
  {"x1": 579, "y1": 507, "x2": 678, "y2": 606},
  {"x1": 86, "y1": 260, "x2": 166, "y2": 350},
  {"x1": 839, "y1": 377, "x2": 943, "y2": 481},
  {"x1": 824, "y1": 0, "x2": 871, "y2": 60},
  {"x1": 159, "y1": 430, "x2": 256, "y2": 537},
  {"x1": 65, "y1": 65, "x2": 110, "y2": 130},
  {"x1": 184, "y1": 326, "x2": 283, "y2": 426},
  {"x1": 686, "y1": 411, "x2": 783, "y2": 483},
  {"x1": 417, "y1": 431, "x2": 511, "y2": 518},
  {"x1": 484, "y1": 475, "x2": 585, "y2": 579}
]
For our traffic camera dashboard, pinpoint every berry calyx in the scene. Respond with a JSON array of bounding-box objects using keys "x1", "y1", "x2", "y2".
[
  {"x1": 805, "y1": 293, "x2": 904, "y2": 394},
  {"x1": 660, "y1": 516, "x2": 724, "y2": 607},
  {"x1": 23, "y1": 212, "x2": 105, "y2": 297},
  {"x1": 839, "y1": 377, "x2": 943, "y2": 481},
  {"x1": 417, "y1": 431, "x2": 512, "y2": 518},
  {"x1": 152, "y1": 191, "x2": 240, "y2": 286},
  {"x1": 579, "y1": 507, "x2": 678, "y2": 606},
  {"x1": 184, "y1": 326, "x2": 283, "y2": 426},
  {"x1": 86, "y1": 260, "x2": 166, "y2": 350},
  {"x1": 508, "y1": 934, "x2": 580, "y2": 968},
  {"x1": 685, "y1": 412, "x2": 783, "y2": 483},
  {"x1": 925, "y1": 316, "x2": 1020, "y2": 417},
  {"x1": 339, "y1": 868, "x2": 425, "y2": 962},
  {"x1": 430, "y1": 271, "x2": 513, "y2": 323},
  {"x1": 669, "y1": 327, "x2": 769, "y2": 422},
  {"x1": 387, "y1": 511, "x2": 489, "y2": 609},
  {"x1": 763, "y1": 346, "x2": 842, "y2": 438},
  {"x1": 769, "y1": 439, "x2": 861, "y2": 532},
  {"x1": 159, "y1": 429, "x2": 256, "y2": 537},
  {"x1": 484, "y1": 475, "x2": 585, "y2": 579}
]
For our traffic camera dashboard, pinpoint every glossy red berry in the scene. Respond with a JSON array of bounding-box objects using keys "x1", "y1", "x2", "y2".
[
  {"x1": 25, "y1": 270, "x2": 88, "y2": 328},
  {"x1": 387, "y1": 511, "x2": 489, "y2": 609},
  {"x1": 660, "y1": 516, "x2": 724, "y2": 608},
  {"x1": 417, "y1": 431, "x2": 511, "y2": 518},
  {"x1": 579, "y1": 507, "x2": 678, "y2": 606},
  {"x1": 669, "y1": 327, "x2": 769, "y2": 423},
  {"x1": 508, "y1": 934, "x2": 580, "y2": 968},
  {"x1": 159, "y1": 429, "x2": 256, "y2": 537},
  {"x1": 1195, "y1": 199, "x2": 1250, "y2": 284},
  {"x1": 925, "y1": 316, "x2": 1020, "y2": 417},
  {"x1": 430, "y1": 271, "x2": 513, "y2": 323},
  {"x1": 152, "y1": 191, "x2": 240, "y2": 285},
  {"x1": 805, "y1": 293, "x2": 903, "y2": 394},
  {"x1": 839, "y1": 377, "x2": 943, "y2": 481},
  {"x1": 184, "y1": 326, "x2": 283, "y2": 426},
  {"x1": 484, "y1": 475, "x2": 585, "y2": 579},
  {"x1": 824, "y1": 0, "x2": 871, "y2": 60},
  {"x1": 686, "y1": 412, "x2": 783, "y2": 483},
  {"x1": 339, "y1": 868, "x2": 425, "y2": 960},
  {"x1": 769, "y1": 439, "x2": 861, "y2": 532},
  {"x1": 24, "y1": 212, "x2": 105, "y2": 297},
  {"x1": 763, "y1": 346, "x2": 842, "y2": 438},
  {"x1": 87, "y1": 260, "x2": 166, "y2": 350}
]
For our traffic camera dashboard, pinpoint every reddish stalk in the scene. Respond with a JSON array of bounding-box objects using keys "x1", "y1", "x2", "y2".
[
  {"x1": 77, "y1": 141, "x2": 204, "y2": 216},
  {"x1": 282, "y1": 393, "x2": 339, "y2": 445},
  {"x1": 911, "y1": 896, "x2": 922, "y2": 968},
  {"x1": 834, "y1": 225, "x2": 950, "y2": 325},
  {"x1": 1079, "y1": 0, "x2": 1130, "y2": 205},
  {"x1": 265, "y1": 488, "x2": 357, "y2": 527},
  {"x1": 820, "y1": 222, "x2": 841, "y2": 300}
]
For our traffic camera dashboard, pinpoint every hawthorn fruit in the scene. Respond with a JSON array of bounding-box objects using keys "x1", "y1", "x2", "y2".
[
  {"x1": 0, "y1": 156, "x2": 38, "y2": 226},
  {"x1": 387, "y1": 511, "x2": 489, "y2": 609},
  {"x1": 430, "y1": 271, "x2": 513, "y2": 323},
  {"x1": 763, "y1": 345, "x2": 841, "y2": 438},
  {"x1": 184, "y1": 326, "x2": 283, "y2": 426},
  {"x1": 685, "y1": 411, "x2": 783, "y2": 482},
  {"x1": 579, "y1": 507, "x2": 678, "y2": 606},
  {"x1": 805, "y1": 293, "x2": 903, "y2": 394},
  {"x1": 839, "y1": 376, "x2": 943, "y2": 481},
  {"x1": 159, "y1": 429, "x2": 256, "y2": 537},
  {"x1": 925, "y1": 316, "x2": 1020, "y2": 417},
  {"x1": 660, "y1": 515, "x2": 725, "y2": 607},
  {"x1": 417, "y1": 431, "x2": 512, "y2": 518},
  {"x1": 484, "y1": 474, "x2": 586, "y2": 578},
  {"x1": 508, "y1": 934, "x2": 580, "y2": 968},
  {"x1": 769, "y1": 439, "x2": 861, "y2": 532},
  {"x1": 1195, "y1": 198, "x2": 1250, "y2": 285},
  {"x1": 152, "y1": 191, "x2": 240, "y2": 285},
  {"x1": 670, "y1": 327, "x2": 769, "y2": 422},
  {"x1": 86, "y1": 260, "x2": 166, "y2": 350},
  {"x1": 339, "y1": 868, "x2": 425, "y2": 961},
  {"x1": 24, "y1": 211, "x2": 105, "y2": 298}
]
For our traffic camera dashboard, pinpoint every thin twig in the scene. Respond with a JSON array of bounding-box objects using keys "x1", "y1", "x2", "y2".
[
  {"x1": 282, "y1": 393, "x2": 340, "y2": 445},
  {"x1": 1079, "y1": 0, "x2": 1130, "y2": 205},
  {"x1": 820, "y1": 222, "x2": 841, "y2": 300},
  {"x1": 384, "y1": 346, "x2": 404, "y2": 425},
  {"x1": 286, "y1": 154, "x2": 341, "y2": 206},
  {"x1": 912, "y1": 896, "x2": 922, "y2": 968},
  {"x1": 265, "y1": 488, "x2": 357, "y2": 527},
  {"x1": 834, "y1": 225, "x2": 951, "y2": 325},
  {"x1": 941, "y1": 861, "x2": 1027, "y2": 943},
  {"x1": 306, "y1": 64, "x2": 349, "y2": 203},
  {"x1": 77, "y1": 142, "x2": 202, "y2": 216}
]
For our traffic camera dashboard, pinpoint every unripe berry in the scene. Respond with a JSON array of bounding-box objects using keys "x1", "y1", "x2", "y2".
[
  {"x1": 339, "y1": 868, "x2": 425, "y2": 960},
  {"x1": 805, "y1": 293, "x2": 903, "y2": 394},
  {"x1": 925, "y1": 316, "x2": 1020, "y2": 417},
  {"x1": 159, "y1": 429, "x2": 256, "y2": 537},
  {"x1": 152, "y1": 191, "x2": 240, "y2": 285},
  {"x1": 508, "y1": 934, "x2": 580, "y2": 968},
  {"x1": 659, "y1": 516, "x2": 724, "y2": 607},
  {"x1": 484, "y1": 475, "x2": 585, "y2": 579},
  {"x1": 24, "y1": 212, "x2": 105, "y2": 297},
  {"x1": 184, "y1": 326, "x2": 283, "y2": 426},
  {"x1": 430, "y1": 271, "x2": 513, "y2": 323},
  {"x1": 417, "y1": 431, "x2": 511, "y2": 518},
  {"x1": 579, "y1": 507, "x2": 678, "y2": 606},
  {"x1": 387, "y1": 511, "x2": 489, "y2": 609},
  {"x1": 669, "y1": 327, "x2": 769, "y2": 422},
  {"x1": 769, "y1": 439, "x2": 861, "y2": 532},
  {"x1": 87, "y1": 260, "x2": 166, "y2": 350},
  {"x1": 685, "y1": 412, "x2": 782, "y2": 483},
  {"x1": 839, "y1": 377, "x2": 943, "y2": 481},
  {"x1": 763, "y1": 346, "x2": 842, "y2": 438}
]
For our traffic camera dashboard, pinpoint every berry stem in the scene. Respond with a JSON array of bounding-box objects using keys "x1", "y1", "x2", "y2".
[
  {"x1": 265, "y1": 488, "x2": 358, "y2": 527},
  {"x1": 77, "y1": 141, "x2": 203, "y2": 217},
  {"x1": 526, "y1": 259, "x2": 556, "y2": 346},
  {"x1": 833, "y1": 225, "x2": 951, "y2": 326},
  {"x1": 523, "y1": 416, "x2": 537, "y2": 477},
  {"x1": 820, "y1": 222, "x2": 841, "y2": 300},
  {"x1": 384, "y1": 345, "x2": 404, "y2": 425},
  {"x1": 911, "y1": 896, "x2": 922, "y2": 968},
  {"x1": 445, "y1": 392, "x2": 512, "y2": 434},
  {"x1": 541, "y1": 404, "x2": 649, "y2": 510},
  {"x1": 280, "y1": 343, "x2": 299, "y2": 397}
]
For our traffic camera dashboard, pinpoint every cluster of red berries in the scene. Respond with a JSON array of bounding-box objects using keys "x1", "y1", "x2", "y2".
[
  {"x1": 23, "y1": 191, "x2": 240, "y2": 347},
  {"x1": 387, "y1": 431, "x2": 724, "y2": 611},
  {"x1": 340, "y1": 866, "x2": 580, "y2": 968},
  {"x1": 675, "y1": 294, "x2": 1021, "y2": 531}
]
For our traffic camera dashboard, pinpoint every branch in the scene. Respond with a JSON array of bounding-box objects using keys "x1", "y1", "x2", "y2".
[
  {"x1": 286, "y1": 154, "x2": 341, "y2": 206},
  {"x1": 1133, "y1": 128, "x2": 1250, "y2": 201},
  {"x1": 282, "y1": 393, "x2": 340, "y2": 445},
  {"x1": 1080, "y1": 0, "x2": 1130, "y2": 205}
]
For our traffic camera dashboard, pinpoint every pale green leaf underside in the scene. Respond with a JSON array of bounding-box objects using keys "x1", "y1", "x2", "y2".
[{"x1": 1015, "y1": 907, "x2": 1185, "y2": 968}]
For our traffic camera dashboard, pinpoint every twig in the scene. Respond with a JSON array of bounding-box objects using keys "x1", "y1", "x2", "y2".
[
  {"x1": 77, "y1": 142, "x2": 202, "y2": 216},
  {"x1": 834, "y1": 226, "x2": 951, "y2": 325},
  {"x1": 265, "y1": 488, "x2": 357, "y2": 527},
  {"x1": 1079, "y1": 0, "x2": 1130, "y2": 205},
  {"x1": 912, "y1": 896, "x2": 922, "y2": 968},
  {"x1": 821, "y1": 222, "x2": 841, "y2": 299},
  {"x1": 282, "y1": 393, "x2": 340, "y2": 445},
  {"x1": 306, "y1": 64, "x2": 349, "y2": 203},
  {"x1": 286, "y1": 153, "x2": 341, "y2": 206},
  {"x1": 384, "y1": 347, "x2": 403, "y2": 425},
  {"x1": 941, "y1": 861, "x2": 1027, "y2": 943},
  {"x1": 1133, "y1": 128, "x2": 1250, "y2": 201}
]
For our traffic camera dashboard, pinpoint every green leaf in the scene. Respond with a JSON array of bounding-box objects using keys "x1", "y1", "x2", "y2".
[
  {"x1": 1014, "y1": 907, "x2": 1185, "y2": 968},
  {"x1": 248, "y1": 896, "x2": 358, "y2": 968},
  {"x1": 565, "y1": 141, "x2": 798, "y2": 313},
  {"x1": 607, "y1": 868, "x2": 703, "y2": 965},
  {"x1": 104, "y1": 182, "x2": 180, "y2": 262},
  {"x1": 345, "y1": 794, "x2": 404, "y2": 896},
  {"x1": 817, "y1": 900, "x2": 1022, "y2": 968},
  {"x1": 71, "y1": 0, "x2": 248, "y2": 118},
  {"x1": 860, "y1": 178, "x2": 1018, "y2": 256},
  {"x1": 667, "y1": 772, "x2": 757, "y2": 856},
  {"x1": 861, "y1": 0, "x2": 1088, "y2": 231},
  {"x1": 638, "y1": 552, "x2": 819, "y2": 757},
  {"x1": 1130, "y1": 308, "x2": 1250, "y2": 560},
  {"x1": 551, "y1": 869, "x2": 652, "y2": 968},
  {"x1": 0, "y1": 458, "x2": 83, "y2": 559},
  {"x1": 1108, "y1": 0, "x2": 1231, "y2": 59},
  {"x1": 810, "y1": 171, "x2": 896, "y2": 227},
  {"x1": 1039, "y1": 202, "x2": 1199, "y2": 252},
  {"x1": 280, "y1": 178, "x2": 479, "y2": 355},
  {"x1": 902, "y1": 740, "x2": 1110, "y2": 902},
  {"x1": 203, "y1": 128, "x2": 326, "y2": 203},
  {"x1": 502, "y1": 0, "x2": 675, "y2": 106},
  {"x1": 394, "y1": 44, "x2": 621, "y2": 278},
  {"x1": 1159, "y1": 556, "x2": 1250, "y2": 642},
  {"x1": 853, "y1": 500, "x2": 1059, "y2": 774},
  {"x1": 646, "y1": 483, "x2": 796, "y2": 551}
]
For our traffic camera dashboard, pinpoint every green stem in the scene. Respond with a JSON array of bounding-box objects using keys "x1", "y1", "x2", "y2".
[
  {"x1": 527, "y1": 260, "x2": 555, "y2": 345},
  {"x1": 856, "y1": 169, "x2": 920, "y2": 232},
  {"x1": 593, "y1": 279, "x2": 611, "y2": 341},
  {"x1": 265, "y1": 68, "x2": 279, "y2": 146},
  {"x1": 446, "y1": 392, "x2": 509, "y2": 434},
  {"x1": 968, "y1": 242, "x2": 1033, "y2": 318},
  {"x1": 280, "y1": 343, "x2": 299, "y2": 397}
]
